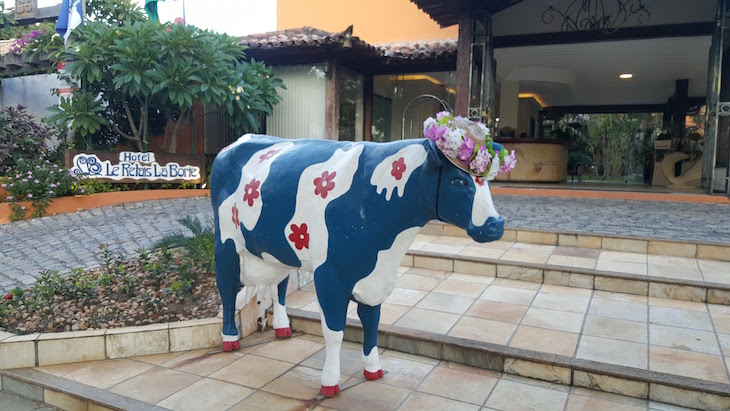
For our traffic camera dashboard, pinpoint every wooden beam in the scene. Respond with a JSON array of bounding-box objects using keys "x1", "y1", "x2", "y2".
[
  {"x1": 494, "y1": 22, "x2": 714, "y2": 48},
  {"x1": 15, "y1": 4, "x2": 62, "y2": 24},
  {"x1": 455, "y1": 14, "x2": 471, "y2": 117},
  {"x1": 324, "y1": 60, "x2": 339, "y2": 140},
  {"x1": 363, "y1": 74, "x2": 373, "y2": 142}
]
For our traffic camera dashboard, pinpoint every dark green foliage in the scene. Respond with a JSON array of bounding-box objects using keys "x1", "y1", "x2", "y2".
[{"x1": 154, "y1": 216, "x2": 215, "y2": 271}]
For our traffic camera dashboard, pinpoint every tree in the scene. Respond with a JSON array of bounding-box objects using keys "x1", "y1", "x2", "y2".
[{"x1": 46, "y1": 3, "x2": 284, "y2": 152}]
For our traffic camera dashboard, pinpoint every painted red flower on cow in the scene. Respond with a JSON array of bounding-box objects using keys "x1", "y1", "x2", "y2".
[
  {"x1": 314, "y1": 171, "x2": 336, "y2": 199},
  {"x1": 289, "y1": 223, "x2": 309, "y2": 250},
  {"x1": 231, "y1": 203, "x2": 240, "y2": 227},
  {"x1": 475, "y1": 176, "x2": 485, "y2": 186},
  {"x1": 243, "y1": 178, "x2": 261, "y2": 206},
  {"x1": 391, "y1": 157, "x2": 406, "y2": 180},
  {"x1": 259, "y1": 149, "x2": 280, "y2": 163}
]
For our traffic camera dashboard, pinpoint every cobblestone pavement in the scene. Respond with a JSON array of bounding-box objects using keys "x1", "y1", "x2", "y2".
[{"x1": 1, "y1": 195, "x2": 729, "y2": 292}]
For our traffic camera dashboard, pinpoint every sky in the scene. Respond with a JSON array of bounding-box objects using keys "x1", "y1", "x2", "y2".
[{"x1": 39, "y1": 0, "x2": 277, "y2": 37}]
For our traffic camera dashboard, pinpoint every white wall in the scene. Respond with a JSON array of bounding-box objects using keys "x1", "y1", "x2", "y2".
[{"x1": 1, "y1": 73, "x2": 61, "y2": 147}]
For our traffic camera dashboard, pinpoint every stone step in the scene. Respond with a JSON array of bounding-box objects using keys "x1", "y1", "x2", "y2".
[
  {"x1": 0, "y1": 368, "x2": 166, "y2": 411},
  {"x1": 281, "y1": 270, "x2": 730, "y2": 411},
  {"x1": 422, "y1": 221, "x2": 730, "y2": 262},
  {"x1": 405, "y1": 232, "x2": 730, "y2": 306}
]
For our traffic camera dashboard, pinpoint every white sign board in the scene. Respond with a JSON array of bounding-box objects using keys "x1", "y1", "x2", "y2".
[{"x1": 71, "y1": 152, "x2": 201, "y2": 181}]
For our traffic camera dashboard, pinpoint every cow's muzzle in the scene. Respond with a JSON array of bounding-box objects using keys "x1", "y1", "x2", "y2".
[{"x1": 467, "y1": 216, "x2": 504, "y2": 243}]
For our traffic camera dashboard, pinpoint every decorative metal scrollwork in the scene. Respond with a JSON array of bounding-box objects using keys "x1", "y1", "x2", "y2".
[
  {"x1": 718, "y1": 102, "x2": 730, "y2": 116},
  {"x1": 542, "y1": 0, "x2": 650, "y2": 34}
]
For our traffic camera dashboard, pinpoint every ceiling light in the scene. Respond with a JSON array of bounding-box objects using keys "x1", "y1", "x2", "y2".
[{"x1": 619, "y1": 73, "x2": 633, "y2": 79}]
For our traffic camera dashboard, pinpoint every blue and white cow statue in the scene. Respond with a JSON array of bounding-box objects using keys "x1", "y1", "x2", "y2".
[{"x1": 211, "y1": 133, "x2": 505, "y2": 397}]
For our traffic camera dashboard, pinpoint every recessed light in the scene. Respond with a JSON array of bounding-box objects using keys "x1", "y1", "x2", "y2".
[{"x1": 619, "y1": 73, "x2": 633, "y2": 79}]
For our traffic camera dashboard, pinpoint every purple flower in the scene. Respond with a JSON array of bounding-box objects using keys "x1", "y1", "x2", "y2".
[
  {"x1": 21, "y1": 206, "x2": 26, "y2": 210},
  {"x1": 27, "y1": 193, "x2": 33, "y2": 198},
  {"x1": 50, "y1": 171, "x2": 54, "y2": 174},
  {"x1": 15, "y1": 174, "x2": 20, "y2": 178},
  {"x1": 458, "y1": 138, "x2": 475, "y2": 165},
  {"x1": 50, "y1": 183, "x2": 56, "y2": 188},
  {"x1": 0, "y1": 184, "x2": 5, "y2": 188},
  {"x1": 48, "y1": 190, "x2": 54, "y2": 195},
  {"x1": 34, "y1": 179, "x2": 39, "y2": 184},
  {"x1": 6, "y1": 196, "x2": 12, "y2": 200},
  {"x1": 21, "y1": 179, "x2": 27, "y2": 183},
  {"x1": 80, "y1": 189, "x2": 85, "y2": 193}
]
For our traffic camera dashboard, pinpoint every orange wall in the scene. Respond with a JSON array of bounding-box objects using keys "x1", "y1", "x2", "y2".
[{"x1": 276, "y1": 0, "x2": 457, "y2": 44}]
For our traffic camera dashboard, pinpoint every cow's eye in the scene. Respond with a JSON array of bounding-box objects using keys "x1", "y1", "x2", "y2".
[{"x1": 450, "y1": 178, "x2": 467, "y2": 186}]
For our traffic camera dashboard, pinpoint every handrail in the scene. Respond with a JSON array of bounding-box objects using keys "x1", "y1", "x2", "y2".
[{"x1": 400, "y1": 94, "x2": 452, "y2": 140}]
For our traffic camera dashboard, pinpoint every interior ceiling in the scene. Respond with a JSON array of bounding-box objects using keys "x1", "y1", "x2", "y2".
[{"x1": 495, "y1": 36, "x2": 711, "y2": 108}]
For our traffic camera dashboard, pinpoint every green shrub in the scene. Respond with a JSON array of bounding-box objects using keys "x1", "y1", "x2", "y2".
[
  {"x1": 155, "y1": 216, "x2": 215, "y2": 271},
  {"x1": 0, "y1": 106, "x2": 60, "y2": 173}
]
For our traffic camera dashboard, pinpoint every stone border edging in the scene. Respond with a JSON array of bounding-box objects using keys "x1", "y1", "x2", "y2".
[
  {"x1": 0, "y1": 189, "x2": 211, "y2": 225},
  {"x1": 280, "y1": 308, "x2": 730, "y2": 411},
  {"x1": 490, "y1": 186, "x2": 730, "y2": 205},
  {"x1": 403, "y1": 249, "x2": 730, "y2": 305},
  {"x1": 0, "y1": 300, "x2": 260, "y2": 371},
  {"x1": 1, "y1": 368, "x2": 167, "y2": 411},
  {"x1": 423, "y1": 221, "x2": 730, "y2": 259}
]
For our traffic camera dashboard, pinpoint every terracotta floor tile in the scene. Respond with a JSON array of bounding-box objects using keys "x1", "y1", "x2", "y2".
[
  {"x1": 546, "y1": 254, "x2": 597, "y2": 269},
  {"x1": 321, "y1": 380, "x2": 411, "y2": 411},
  {"x1": 576, "y1": 335, "x2": 647, "y2": 369},
  {"x1": 393, "y1": 308, "x2": 460, "y2": 334},
  {"x1": 227, "y1": 391, "x2": 308, "y2": 411},
  {"x1": 161, "y1": 349, "x2": 244, "y2": 377},
  {"x1": 378, "y1": 303, "x2": 410, "y2": 325},
  {"x1": 64, "y1": 358, "x2": 155, "y2": 389},
  {"x1": 457, "y1": 246, "x2": 506, "y2": 259},
  {"x1": 480, "y1": 285, "x2": 537, "y2": 306},
  {"x1": 432, "y1": 278, "x2": 489, "y2": 298},
  {"x1": 449, "y1": 316, "x2": 517, "y2": 345},
  {"x1": 492, "y1": 278, "x2": 543, "y2": 290},
  {"x1": 285, "y1": 291, "x2": 318, "y2": 309},
  {"x1": 553, "y1": 246, "x2": 601, "y2": 259},
  {"x1": 156, "y1": 377, "x2": 253, "y2": 411},
  {"x1": 401, "y1": 392, "x2": 479, "y2": 411},
  {"x1": 36, "y1": 360, "x2": 100, "y2": 377},
  {"x1": 566, "y1": 393, "x2": 646, "y2": 411},
  {"x1": 300, "y1": 346, "x2": 363, "y2": 377},
  {"x1": 432, "y1": 236, "x2": 474, "y2": 246},
  {"x1": 471, "y1": 240, "x2": 515, "y2": 250},
  {"x1": 209, "y1": 354, "x2": 293, "y2": 389},
  {"x1": 599, "y1": 251, "x2": 648, "y2": 264},
  {"x1": 540, "y1": 284, "x2": 593, "y2": 297},
  {"x1": 595, "y1": 259, "x2": 647, "y2": 275},
  {"x1": 649, "y1": 306, "x2": 714, "y2": 331},
  {"x1": 251, "y1": 335, "x2": 324, "y2": 364},
  {"x1": 511, "y1": 242, "x2": 556, "y2": 254},
  {"x1": 395, "y1": 274, "x2": 443, "y2": 291},
  {"x1": 532, "y1": 292, "x2": 590, "y2": 313},
  {"x1": 413, "y1": 233, "x2": 439, "y2": 244},
  {"x1": 485, "y1": 379, "x2": 568, "y2": 411},
  {"x1": 404, "y1": 267, "x2": 449, "y2": 278},
  {"x1": 466, "y1": 299, "x2": 528, "y2": 324},
  {"x1": 509, "y1": 326, "x2": 579, "y2": 357},
  {"x1": 583, "y1": 315, "x2": 647, "y2": 344},
  {"x1": 500, "y1": 249, "x2": 550, "y2": 264},
  {"x1": 648, "y1": 264, "x2": 703, "y2": 281},
  {"x1": 589, "y1": 299, "x2": 648, "y2": 322},
  {"x1": 420, "y1": 242, "x2": 466, "y2": 255},
  {"x1": 377, "y1": 354, "x2": 436, "y2": 389},
  {"x1": 416, "y1": 292, "x2": 475, "y2": 314},
  {"x1": 262, "y1": 366, "x2": 346, "y2": 400},
  {"x1": 109, "y1": 366, "x2": 201, "y2": 404},
  {"x1": 649, "y1": 324, "x2": 721, "y2": 355},
  {"x1": 417, "y1": 365, "x2": 498, "y2": 405},
  {"x1": 384, "y1": 287, "x2": 428, "y2": 307},
  {"x1": 650, "y1": 346, "x2": 730, "y2": 384},
  {"x1": 521, "y1": 307, "x2": 585, "y2": 333},
  {"x1": 448, "y1": 272, "x2": 495, "y2": 284}
]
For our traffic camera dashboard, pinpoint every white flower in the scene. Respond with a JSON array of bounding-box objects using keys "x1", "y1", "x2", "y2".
[
  {"x1": 423, "y1": 117, "x2": 437, "y2": 129},
  {"x1": 442, "y1": 128, "x2": 465, "y2": 158},
  {"x1": 486, "y1": 156, "x2": 501, "y2": 180}
]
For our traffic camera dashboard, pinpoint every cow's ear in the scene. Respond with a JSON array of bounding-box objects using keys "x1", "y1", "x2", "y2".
[{"x1": 422, "y1": 139, "x2": 443, "y2": 168}]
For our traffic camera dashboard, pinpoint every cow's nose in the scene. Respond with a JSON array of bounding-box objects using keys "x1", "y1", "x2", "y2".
[{"x1": 468, "y1": 216, "x2": 504, "y2": 243}]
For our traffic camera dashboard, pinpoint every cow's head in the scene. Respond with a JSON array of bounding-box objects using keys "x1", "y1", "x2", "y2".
[{"x1": 433, "y1": 141, "x2": 504, "y2": 243}]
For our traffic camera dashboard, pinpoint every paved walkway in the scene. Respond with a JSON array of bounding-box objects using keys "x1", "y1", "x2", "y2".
[
  {"x1": 31, "y1": 332, "x2": 692, "y2": 411},
  {"x1": 0, "y1": 195, "x2": 729, "y2": 293}
]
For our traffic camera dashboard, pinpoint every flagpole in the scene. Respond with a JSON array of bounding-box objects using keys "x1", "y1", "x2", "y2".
[{"x1": 81, "y1": 0, "x2": 86, "y2": 22}]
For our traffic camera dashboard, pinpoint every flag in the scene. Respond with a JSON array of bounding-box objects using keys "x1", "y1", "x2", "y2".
[
  {"x1": 145, "y1": 0, "x2": 166, "y2": 23},
  {"x1": 55, "y1": 0, "x2": 83, "y2": 43}
]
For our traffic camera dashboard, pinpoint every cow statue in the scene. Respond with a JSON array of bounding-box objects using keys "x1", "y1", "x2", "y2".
[{"x1": 211, "y1": 134, "x2": 504, "y2": 397}]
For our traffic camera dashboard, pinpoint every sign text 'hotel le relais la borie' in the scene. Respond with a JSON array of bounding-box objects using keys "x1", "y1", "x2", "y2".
[{"x1": 71, "y1": 152, "x2": 201, "y2": 182}]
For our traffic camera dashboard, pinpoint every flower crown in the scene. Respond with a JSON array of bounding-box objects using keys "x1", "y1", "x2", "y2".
[{"x1": 423, "y1": 112, "x2": 516, "y2": 180}]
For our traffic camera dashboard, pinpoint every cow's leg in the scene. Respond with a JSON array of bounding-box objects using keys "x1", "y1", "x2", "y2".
[
  {"x1": 271, "y1": 275, "x2": 292, "y2": 338},
  {"x1": 215, "y1": 241, "x2": 241, "y2": 351},
  {"x1": 357, "y1": 302, "x2": 383, "y2": 380},
  {"x1": 315, "y1": 280, "x2": 348, "y2": 397}
]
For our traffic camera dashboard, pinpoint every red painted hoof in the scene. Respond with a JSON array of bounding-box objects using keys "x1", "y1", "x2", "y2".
[
  {"x1": 222, "y1": 340, "x2": 240, "y2": 352},
  {"x1": 275, "y1": 327, "x2": 293, "y2": 338},
  {"x1": 363, "y1": 369, "x2": 384, "y2": 380},
  {"x1": 320, "y1": 384, "x2": 340, "y2": 397}
]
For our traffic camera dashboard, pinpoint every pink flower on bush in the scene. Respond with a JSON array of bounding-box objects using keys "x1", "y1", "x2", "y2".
[
  {"x1": 0, "y1": 183, "x2": 5, "y2": 188},
  {"x1": 6, "y1": 196, "x2": 12, "y2": 200},
  {"x1": 27, "y1": 193, "x2": 33, "y2": 198},
  {"x1": 21, "y1": 206, "x2": 26, "y2": 210},
  {"x1": 34, "y1": 179, "x2": 39, "y2": 184}
]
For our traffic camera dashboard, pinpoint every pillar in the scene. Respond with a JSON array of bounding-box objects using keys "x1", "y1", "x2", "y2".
[{"x1": 498, "y1": 81, "x2": 519, "y2": 132}]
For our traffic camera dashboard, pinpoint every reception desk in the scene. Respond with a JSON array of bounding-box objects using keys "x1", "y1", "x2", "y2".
[{"x1": 494, "y1": 139, "x2": 569, "y2": 183}]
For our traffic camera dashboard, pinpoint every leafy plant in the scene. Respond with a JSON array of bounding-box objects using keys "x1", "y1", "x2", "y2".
[
  {"x1": 154, "y1": 216, "x2": 214, "y2": 271},
  {"x1": 32, "y1": 269, "x2": 66, "y2": 302},
  {"x1": 0, "y1": 105, "x2": 60, "y2": 172},
  {"x1": 47, "y1": 93, "x2": 109, "y2": 150}
]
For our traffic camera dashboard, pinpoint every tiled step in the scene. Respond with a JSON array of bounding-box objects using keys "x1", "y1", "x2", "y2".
[
  {"x1": 0, "y1": 368, "x2": 166, "y2": 410},
  {"x1": 405, "y1": 232, "x2": 730, "y2": 306},
  {"x1": 281, "y1": 271, "x2": 730, "y2": 411},
  {"x1": 422, "y1": 221, "x2": 730, "y2": 262}
]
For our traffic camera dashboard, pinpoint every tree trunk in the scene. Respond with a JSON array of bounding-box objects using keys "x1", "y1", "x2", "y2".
[{"x1": 167, "y1": 111, "x2": 190, "y2": 154}]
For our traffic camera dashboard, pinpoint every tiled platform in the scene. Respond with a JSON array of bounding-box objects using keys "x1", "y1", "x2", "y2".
[
  {"x1": 22, "y1": 333, "x2": 693, "y2": 411},
  {"x1": 287, "y1": 268, "x2": 730, "y2": 389}
]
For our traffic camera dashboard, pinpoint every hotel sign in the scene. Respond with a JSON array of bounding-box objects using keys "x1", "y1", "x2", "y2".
[{"x1": 67, "y1": 151, "x2": 206, "y2": 184}]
